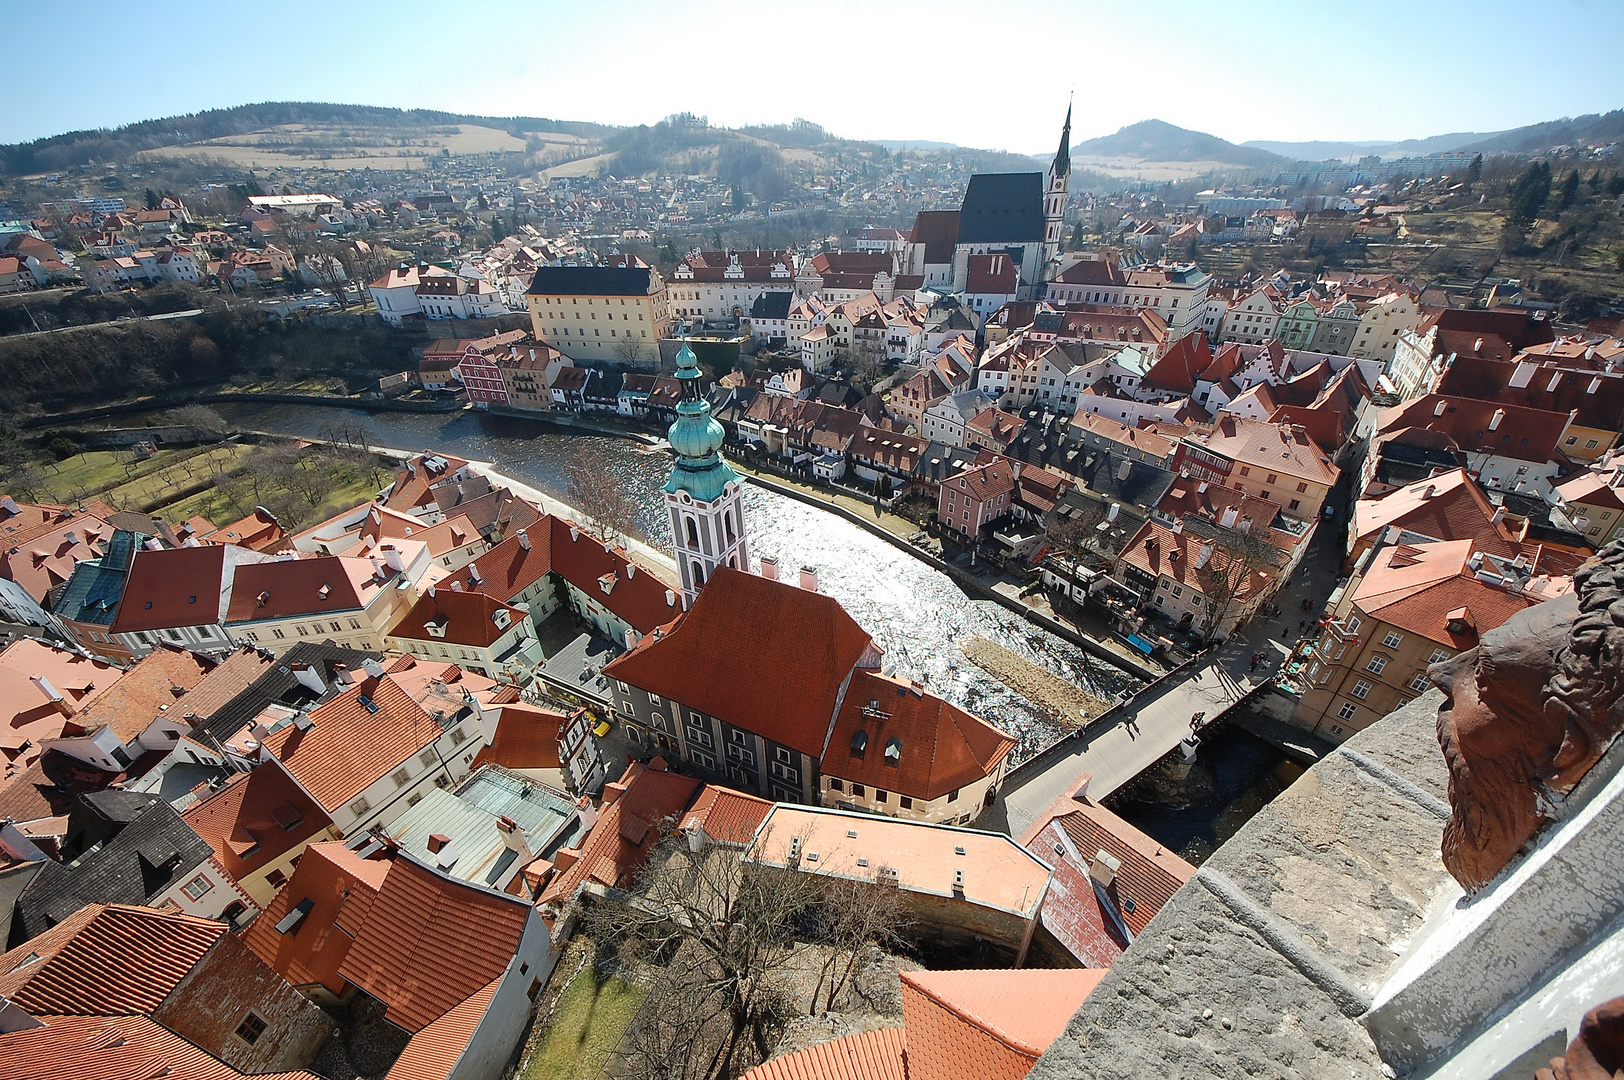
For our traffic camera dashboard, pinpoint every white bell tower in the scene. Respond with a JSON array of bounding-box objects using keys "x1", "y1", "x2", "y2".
[{"x1": 662, "y1": 340, "x2": 749, "y2": 607}]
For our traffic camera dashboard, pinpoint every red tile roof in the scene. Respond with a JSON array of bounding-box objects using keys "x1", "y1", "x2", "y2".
[
  {"x1": 0, "y1": 1013, "x2": 320, "y2": 1080},
  {"x1": 0, "y1": 517, "x2": 110, "y2": 603},
  {"x1": 602, "y1": 568, "x2": 873, "y2": 758},
  {"x1": 546, "y1": 516, "x2": 681, "y2": 634},
  {"x1": 181, "y1": 764, "x2": 333, "y2": 881},
  {"x1": 202, "y1": 508, "x2": 286, "y2": 552},
  {"x1": 442, "y1": 531, "x2": 551, "y2": 603},
  {"x1": 473, "y1": 704, "x2": 568, "y2": 770},
  {"x1": 225, "y1": 555, "x2": 393, "y2": 623},
  {"x1": 1140, "y1": 332, "x2": 1213, "y2": 394},
  {"x1": 110, "y1": 545, "x2": 228, "y2": 634},
  {"x1": 1376, "y1": 395, "x2": 1571, "y2": 463},
  {"x1": 259, "y1": 675, "x2": 444, "y2": 813},
  {"x1": 824, "y1": 670, "x2": 1015, "y2": 802},
  {"x1": 240, "y1": 842, "x2": 389, "y2": 996},
  {"x1": 1196, "y1": 415, "x2": 1340, "y2": 486},
  {"x1": 175, "y1": 647, "x2": 280, "y2": 726},
  {"x1": 740, "y1": 1025, "x2": 906, "y2": 1080},
  {"x1": 389, "y1": 588, "x2": 526, "y2": 649},
  {"x1": 679, "y1": 784, "x2": 773, "y2": 847},
  {"x1": 538, "y1": 761, "x2": 700, "y2": 908},
  {"x1": 382, "y1": 977, "x2": 500, "y2": 1080},
  {"x1": 0, "y1": 640, "x2": 121, "y2": 778},
  {"x1": 1353, "y1": 468, "x2": 1508, "y2": 551},
  {"x1": 69, "y1": 645, "x2": 215, "y2": 743},
  {"x1": 900, "y1": 968, "x2": 1104, "y2": 1080},
  {"x1": 1351, "y1": 540, "x2": 1550, "y2": 648},
  {"x1": 0, "y1": 902, "x2": 224, "y2": 1015},
  {"x1": 337, "y1": 855, "x2": 531, "y2": 1032}
]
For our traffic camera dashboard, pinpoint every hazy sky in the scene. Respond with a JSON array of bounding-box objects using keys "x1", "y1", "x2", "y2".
[{"x1": 6, "y1": 0, "x2": 1622, "y2": 152}]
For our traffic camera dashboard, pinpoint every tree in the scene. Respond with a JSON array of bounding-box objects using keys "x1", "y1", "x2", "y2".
[
  {"x1": 164, "y1": 404, "x2": 227, "y2": 442},
  {"x1": 1506, "y1": 161, "x2": 1552, "y2": 226},
  {"x1": 1045, "y1": 501, "x2": 1107, "y2": 580},
  {"x1": 562, "y1": 455, "x2": 643, "y2": 548},
  {"x1": 1558, "y1": 169, "x2": 1581, "y2": 212},
  {"x1": 1464, "y1": 153, "x2": 1483, "y2": 190},
  {"x1": 1197, "y1": 527, "x2": 1284, "y2": 640}
]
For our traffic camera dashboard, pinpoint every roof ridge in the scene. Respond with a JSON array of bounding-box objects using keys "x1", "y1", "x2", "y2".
[{"x1": 900, "y1": 970, "x2": 1044, "y2": 1057}]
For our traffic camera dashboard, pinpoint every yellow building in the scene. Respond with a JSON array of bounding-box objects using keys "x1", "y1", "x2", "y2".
[
  {"x1": 1554, "y1": 466, "x2": 1624, "y2": 545},
  {"x1": 525, "y1": 264, "x2": 672, "y2": 364}
]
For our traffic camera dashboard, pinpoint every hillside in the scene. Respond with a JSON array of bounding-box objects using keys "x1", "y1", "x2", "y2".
[
  {"x1": 1244, "y1": 133, "x2": 1489, "y2": 160},
  {"x1": 1463, "y1": 110, "x2": 1624, "y2": 154},
  {"x1": 1075, "y1": 120, "x2": 1290, "y2": 167}
]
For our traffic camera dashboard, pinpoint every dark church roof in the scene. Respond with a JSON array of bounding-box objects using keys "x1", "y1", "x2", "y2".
[
  {"x1": 958, "y1": 173, "x2": 1045, "y2": 245},
  {"x1": 527, "y1": 265, "x2": 652, "y2": 296}
]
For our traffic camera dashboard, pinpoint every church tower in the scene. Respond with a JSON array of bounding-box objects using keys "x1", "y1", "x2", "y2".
[
  {"x1": 664, "y1": 340, "x2": 748, "y2": 607},
  {"x1": 1043, "y1": 101, "x2": 1072, "y2": 272}
]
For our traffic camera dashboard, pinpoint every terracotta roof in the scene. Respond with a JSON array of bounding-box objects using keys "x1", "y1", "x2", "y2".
[
  {"x1": 241, "y1": 842, "x2": 389, "y2": 996},
  {"x1": 0, "y1": 1013, "x2": 320, "y2": 1080},
  {"x1": 1140, "y1": 332, "x2": 1213, "y2": 394},
  {"x1": 1376, "y1": 395, "x2": 1571, "y2": 464},
  {"x1": 900, "y1": 968, "x2": 1104, "y2": 1080},
  {"x1": 382, "y1": 976, "x2": 500, "y2": 1080},
  {"x1": 1351, "y1": 540, "x2": 1549, "y2": 648},
  {"x1": 546, "y1": 516, "x2": 681, "y2": 634},
  {"x1": 259, "y1": 675, "x2": 445, "y2": 813},
  {"x1": 1196, "y1": 414, "x2": 1340, "y2": 486},
  {"x1": 473, "y1": 703, "x2": 567, "y2": 770},
  {"x1": 1434, "y1": 356, "x2": 1624, "y2": 433},
  {"x1": 442, "y1": 531, "x2": 551, "y2": 603},
  {"x1": 1556, "y1": 467, "x2": 1624, "y2": 510},
  {"x1": 176, "y1": 647, "x2": 280, "y2": 725},
  {"x1": 389, "y1": 588, "x2": 527, "y2": 649},
  {"x1": 0, "y1": 516, "x2": 110, "y2": 602},
  {"x1": 181, "y1": 764, "x2": 333, "y2": 880},
  {"x1": 0, "y1": 902, "x2": 224, "y2": 1014},
  {"x1": 748, "y1": 806, "x2": 1050, "y2": 919},
  {"x1": 347, "y1": 507, "x2": 481, "y2": 560},
  {"x1": 110, "y1": 545, "x2": 227, "y2": 634},
  {"x1": 538, "y1": 761, "x2": 700, "y2": 907},
  {"x1": 966, "y1": 408, "x2": 1025, "y2": 447},
  {"x1": 1054, "y1": 257, "x2": 1126, "y2": 288},
  {"x1": 679, "y1": 784, "x2": 774, "y2": 847},
  {"x1": 1116, "y1": 520, "x2": 1279, "y2": 604},
  {"x1": 944, "y1": 460, "x2": 1016, "y2": 503},
  {"x1": 202, "y1": 509, "x2": 286, "y2": 552},
  {"x1": 0, "y1": 640, "x2": 121, "y2": 778},
  {"x1": 824, "y1": 670, "x2": 1014, "y2": 802},
  {"x1": 602, "y1": 568, "x2": 872, "y2": 758},
  {"x1": 225, "y1": 554, "x2": 395, "y2": 624},
  {"x1": 1353, "y1": 468, "x2": 1507, "y2": 550},
  {"x1": 337, "y1": 855, "x2": 531, "y2": 1031},
  {"x1": 0, "y1": 500, "x2": 118, "y2": 548},
  {"x1": 740, "y1": 1025, "x2": 906, "y2": 1080},
  {"x1": 69, "y1": 645, "x2": 215, "y2": 743},
  {"x1": 0, "y1": 750, "x2": 117, "y2": 825}
]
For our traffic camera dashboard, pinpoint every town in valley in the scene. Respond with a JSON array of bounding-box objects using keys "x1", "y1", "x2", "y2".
[{"x1": 2, "y1": 7, "x2": 1624, "y2": 1078}]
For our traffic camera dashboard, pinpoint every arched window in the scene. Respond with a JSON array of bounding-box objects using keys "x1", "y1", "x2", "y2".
[
  {"x1": 685, "y1": 517, "x2": 699, "y2": 548},
  {"x1": 725, "y1": 510, "x2": 736, "y2": 545},
  {"x1": 728, "y1": 552, "x2": 739, "y2": 570},
  {"x1": 691, "y1": 560, "x2": 705, "y2": 586},
  {"x1": 220, "y1": 901, "x2": 247, "y2": 925}
]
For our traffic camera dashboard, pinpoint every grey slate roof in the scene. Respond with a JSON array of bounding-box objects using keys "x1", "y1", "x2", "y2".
[
  {"x1": 13, "y1": 798, "x2": 213, "y2": 945},
  {"x1": 527, "y1": 265, "x2": 652, "y2": 296},
  {"x1": 957, "y1": 172, "x2": 1045, "y2": 245},
  {"x1": 750, "y1": 291, "x2": 792, "y2": 321},
  {"x1": 192, "y1": 641, "x2": 382, "y2": 744}
]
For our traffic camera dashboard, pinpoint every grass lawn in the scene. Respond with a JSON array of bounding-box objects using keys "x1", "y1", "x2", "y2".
[{"x1": 521, "y1": 966, "x2": 647, "y2": 1080}]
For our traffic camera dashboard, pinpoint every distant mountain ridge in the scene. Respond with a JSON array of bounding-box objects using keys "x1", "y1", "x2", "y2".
[
  {"x1": 1246, "y1": 110, "x2": 1624, "y2": 161},
  {"x1": 1072, "y1": 120, "x2": 1290, "y2": 169}
]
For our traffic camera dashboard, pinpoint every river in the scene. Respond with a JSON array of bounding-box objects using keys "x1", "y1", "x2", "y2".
[{"x1": 214, "y1": 401, "x2": 1289, "y2": 853}]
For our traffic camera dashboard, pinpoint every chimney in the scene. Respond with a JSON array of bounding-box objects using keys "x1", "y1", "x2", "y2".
[
  {"x1": 1089, "y1": 849, "x2": 1122, "y2": 889},
  {"x1": 1219, "y1": 506, "x2": 1239, "y2": 529},
  {"x1": 759, "y1": 555, "x2": 779, "y2": 580},
  {"x1": 292, "y1": 710, "x2": 314, "y2": 732},
  {"x1": 799, "y1": 565, "x2": 820, "y2": 592},
  {"x1": 495, "y1": 815, "x2": 532, "y2": 861},
  {"x1": 426, "y1": 833, "x2": 450, "y2": 854},
  {"x1": 1107, "y1": 503, "x2": 1120, "y2": 522},
  {"x1": 30, "y1": 675, "x2": 75, "y2": 716},
  {"x1": 382, "y1": 545, "x2": 405, "y2": 572},
  {"x1": 1434, "y1": 399, "x2": 1448, "y2": 417},
  {"x1": 602, "y1": 781, "x2": 627, "y2": 806},
  {"x1": 1491, "y1": 506, "x2": 1508, "y2": 526},
  {"x1": 1422, "y1": 484, "x2": 1436, "y2": 499},
  {"x1": 290, "y1": 664, "x2": 325, "y2": 696},
  {"x1": 517, "y1": 529, "x2": 531, "y2": 551},
  {"x1": 624, "y1": 627, "x2": 639, "y2": 650},
  {"x1": 1194, "y1": 541, "x2": 1214, "y2": 569}
]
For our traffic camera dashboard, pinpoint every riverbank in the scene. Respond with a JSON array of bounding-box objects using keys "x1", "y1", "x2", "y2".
[
  {"x1": 960, "y1": 635, "x2": 1115, "y2": 729},
  {"x1": 730, "y1": 461, "x2": 1162, "y2": 682}
]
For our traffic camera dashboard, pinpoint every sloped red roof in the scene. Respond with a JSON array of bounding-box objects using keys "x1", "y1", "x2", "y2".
[
  {"x1": 337, "y1": 855, "x2": 530, "y2": 1033},
  {"x1": 602, "y1": 568, "x2": 872, "y2": 758},
  {"x1": 900, "y1": 968, "x2": 1104, "y2": 1080},
  {"x1": 259, "y1": 675, "x2": 444, "y2": 812},
  {"x1": 679, "y1": 784, "x2": 773, "y2": 847},
  {"x1": 389, "y1": 588, "x2": 526, "y2": 649},
  {"x1": 443, "y1": 531, "x2": 551, "y2": 603},
  {"x1": 181, "y1": 764, "x2": 333, "y2": 880},
  {"x1": 225, "y1": 555, "x2": 388, "y2": 623},
  {"x1": 546, "y1": 516, "x2": 681, "y2": 634},
  {"x1": 70, "y1": 645, "x2": 215, "y2": 742},
  {"x1": 0, "y1": 903, "x2": 224, "y2": 1015},
  {"x1": 241, "y1": 842, "x2": 390, "y2": 997},
  {"x1": 824, "y1": 670, "x2": 1015, "y2": 802},
  {"x1": 740, "y1": 1026, "x2": 906, "y2": 1080},
  {"x1": 0, "y1": 1013, "x2": 321, "y2": 1080},
  {"x1": 110, "y1": 545, "x2": 227, "y2": 634},
  {"x1": 538, "y1": 761, "x2": 700, "y2": 907},
  {"x1": 473, "y1": 704, "x2": 568, "y2": 770},
  {"x1": 1140, "y1": 332, "x2": 1212, "y2": 394},
  {"x1": 383, "y1": 977, "x2": 500, "y2": 1080}
]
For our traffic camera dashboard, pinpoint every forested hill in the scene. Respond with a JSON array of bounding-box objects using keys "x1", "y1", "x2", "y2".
[{"x1": 0, "y1": 102, "x2": 607, "y2": 176}]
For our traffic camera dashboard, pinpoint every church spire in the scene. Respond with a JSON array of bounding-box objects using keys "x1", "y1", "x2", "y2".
[
  {"x1": 1052, "y1": 98, "x2": 1072, "y2": 181},
  {"x1": 663, "y1": 340, "x2": 748, "y2": 607}
]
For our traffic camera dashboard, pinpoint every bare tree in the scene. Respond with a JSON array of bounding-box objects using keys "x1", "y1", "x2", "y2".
[
  {"x1": 1197, "y1": 527, "x2": 1284, "y2": 640},
  {"x1": 1045, "y1": 501, "x2": 1107, "y2": 579},
  {"x1": 164, "y1": 404, "x2": 228, "y2": 443},
  {"x1": 562, "y1": 455, "x2": 643, "y2": 548}
]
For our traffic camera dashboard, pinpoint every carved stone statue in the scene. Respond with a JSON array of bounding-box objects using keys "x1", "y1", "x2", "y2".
[
  {"x1": 1534, "y1": 995, "x2": 1624, "y2": 1080},
  {"x1": 1429, "y1": 538, "x2": 1624, "y2": 892}
]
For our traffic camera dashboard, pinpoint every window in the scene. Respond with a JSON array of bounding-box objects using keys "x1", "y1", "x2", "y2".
[
  {"x1": 449, "y1": 727, "x2": 468, "y2": 746},
  {"x1": 1351, "y1": 680, "x2": 1372, "y2": 700},
  {"x1": 1338, "y1": 701, "x2": 1359, "y2": 721},
  {"x1": 1239, "y1": 466, "x2": 1251, "y2": 477},
  {"x1": 1409, "y1": 671, "x2": 1431, "y2": 692},
  {"x1": 349, "y1": 796, "x2": 370, "y2": 816},
  {"x1": 1289, "y1": 499, "x2": 1301, "y2": 511},
  {"x1": 1266, "y1": 473, "x2": 1279, "y2": 484},
  {"x1": 419, "y1": 748, "x2": 438, "y2": 769},
  {"x1": 690, "y1": 748, "x2": 717, "y2": 771},
  {"x1": 1382, "y1": 631, "x2": 1403, "y2": 649},
  {"x1": 828, "y1": 778, "x2": 844, "y2": 793},
  {"x1": 852, "y1": 784, "x2": 865, "y2": 797},
  {"x1": 181, "y1": 874, "x2": 213, "y2": 901},
  {"x1": 392, "y1": 768, "x2": 410, "y2": 787},
  {"x1": 875, "y1": 789, "x2": 888, "y2": 804},
  {"x1": 266, "y1": 869, "x2": 287, "y2": 888},
  {"x1": 899, "y1": 795, "x2": 914, "y2": 810},
  {"x1": 728, "y1": 728, "x2": 748, "y2": 746},
  {"x1": 1366, "y1": 655, "x2": 1389, "y2": 675},
  {"x1": 272, "y1": 627, "x2": 285, "y2": 640},
  {"x1": 1429, "y1": 648, "x2": 1450, "y2": 664},
  {"x1": 1345, "y1": 615, "x2": 1362, "y2": 633},
  {"x1": 775, "y1": 746, "x2": 793, "y2": 765},
  {"x1": 236, "y1": 1013, "x2": 267, "y2": 1045}
]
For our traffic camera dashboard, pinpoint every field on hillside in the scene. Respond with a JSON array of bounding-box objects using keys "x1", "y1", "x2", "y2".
[
  {"x1": 133, "y1": 121, "x2": 586, "y2": 170},
  {"x1": 1072, "y1": 154, "x2": 1256, "y2": 181}
]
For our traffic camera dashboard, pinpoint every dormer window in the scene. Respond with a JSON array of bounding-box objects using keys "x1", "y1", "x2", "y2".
[
  {"x1": 317, "y1": 584, "x2": 331, "y2": 601},
  {"x1": 884, "y1": 738, "x2": 902, "y2": 766},
  {"x1": 850, "y1": 730, "x2": 868, "y2": 759}
]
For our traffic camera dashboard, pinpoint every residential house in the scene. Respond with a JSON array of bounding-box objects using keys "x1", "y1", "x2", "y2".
[
  {"x1": 525, "y1": 264, "x2": 672, "y2": 365},
  {"x1": 964, "y1": 407, "x2": 1027, "y2": 455},
  {"x1": 920, "y1": 389, "x2": 995, "y2": 447},
  {"x1": 180, "y1": 762, "x2": 336, "y2": 908},
  {"x1": 1374, "y1": 395, "x2": 1572, "y2": 497},
  {"x1": 668, "y1": 249, "x2": 795, "y2": 323},
  {"x1": 40, "y1": 645, "x2": 216, "y2": 775},
  {"x1": 0, "y1": 639, "x2": 122, "y2": 780},
  {"x1": 1186, "y1": 414, "x2": 1341, "y2": 518},
  {"x1": 385, "y1": 586, "x2": 543, "y2": 684},
  {"x1": 1291, "y1": 538, "x2": 1569, "y2": 742},
  {"x1": 938, "y1": 459, "x2": 1016, "y2": 541},
  {"x1": 1554, "y1": 464, "x2": 1624, "y2": 546},
  {"x1": 1112, "y1": 519, "x2": 1282, "y2": 639},
  {"x1": 223, "y1": 547, "x2": 428, "y2": 654},
  {"x1": 959, "y1": 252, "x2": 1019, "y2": 315},
  {"x1": 1433, "y1": 355, "x2": 1624, "y2": 463},
  {"x1": 105, "y1": 544, "x2": 274, "y2": 660}
]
